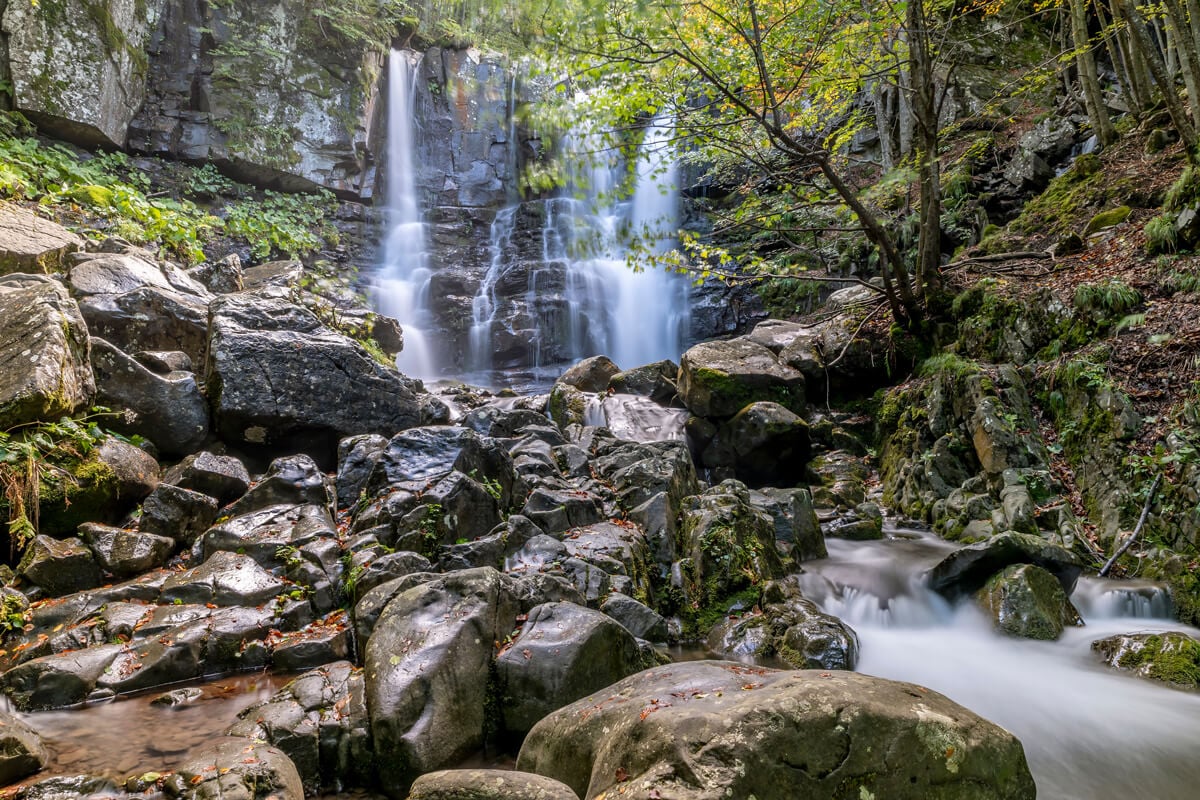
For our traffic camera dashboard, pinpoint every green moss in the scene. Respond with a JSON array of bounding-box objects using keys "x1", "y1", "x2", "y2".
[
  {"x1": 1168, "y1": 571, "x2": 1200, "y2": 627},
  {"x1": 916, "y1": 352, "x2": 979, "y2": 379},
  {"x1": 1113, "y1": 633, "x2": 1200, "y2": 687},
  {"x1": 1084, "y1": 205, "x2": 1131, "y2": 235},
  {"x1": 689, "y1": 585, "x2": 761, "y2": 640},
  {"x1": 755, "y1": 277, "x2": 825, "y2": 318}
]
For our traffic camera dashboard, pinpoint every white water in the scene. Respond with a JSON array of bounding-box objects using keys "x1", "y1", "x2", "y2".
[
  {"x1": 544, "y1": 115, "x2": 691, "y2": 370},
  {"x1": 582, "y1": 393, "x2": 689, "y2": 442},
  {"x1": 375, "y1": 50, "x2": 437, "y2": 378},
  {"x1": 799, "y1": 531, "x2": 1200, "y2": 800}
]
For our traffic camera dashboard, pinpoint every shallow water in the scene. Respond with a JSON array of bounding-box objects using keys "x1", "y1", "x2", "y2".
[
  {"x1": 4, "y1": 671, "x2": 292, "y2": 787},
  {"x1": 802, "y1": 530, "x2": 1200, "y2": 800}
]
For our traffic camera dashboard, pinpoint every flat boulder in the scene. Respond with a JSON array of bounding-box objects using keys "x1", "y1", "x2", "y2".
[
  {"x1": 0, "y1": 203, "x2": 82, "y2": 274},
  {"x1": 409, "y1": 770, "x2": 580, "y2": 800},
  {"x1": 677, "y1": 337, "x2": 805, "y2": 418},
  {"x1": 517, "y1": 661, "x2": 1036, "y2": 800},
  {"x1": 206, "y1": 292, "x2": 421, "y2": 459},
  {"x1": 925, "y1": 531, "x2": 1084, "y2": 600},
  {"x1": 1092, "y1": 632, "x2": 1200, "y2": 689},
  {"x1": 0, "y1": 274, "x2": 94, "y2": 429},
  {"x1": 173, "y1": 738, "x2": 303, "y2": 800}
]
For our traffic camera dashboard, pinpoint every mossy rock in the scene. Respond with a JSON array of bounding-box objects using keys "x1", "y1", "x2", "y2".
[
  {"x1": 1084, "y1": 205, "x2": 1131, "y2": 236},
  {"x1": 975, "y1": 563, "x2": 1083, "y2": 640},
  {"x1": 1092, "y1": 632, "x2": 1200, "y2": 689}
]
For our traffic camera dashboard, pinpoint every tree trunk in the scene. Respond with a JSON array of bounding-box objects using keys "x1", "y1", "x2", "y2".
[
  {"x1": 1120, "y1": 0, "x2": 1199, "y2": 157},
  {"x1": 1163, "y1": 0, "x2": 1200, "y2": 128},
  {"x1": 907, "y1": 0, "x2": 942, "y2": 303},
  {"x1": 1096, "y1": 0, "x2": 1140, "y2": 113},
  {"x1": 1070, "y1": 0, "x2": 1117, "y2": 144}
]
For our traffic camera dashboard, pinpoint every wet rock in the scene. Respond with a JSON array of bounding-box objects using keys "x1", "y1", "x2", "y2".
[
  {"x1": 336, "y1": 434, "x2": 389, "y2": 508},
  {"x1": 198, "y1": 503, "x2": 335, "y2": 569},
  {"x1": 976, "y1": 564, "x2": 1084, "y2": 640},
  {"x1": 823, "y1": 514, "x2": 884, "y2": 541},
  {"x1": 521, "y1": 487, "x2": 605, "y2": 534},
  {"x1": 1092, "y1": 632, "x2": 1200, "y2": 689},
  {"x1": 96, "y1": 437, "x2": 160, "y2": 499},
  {"x1": 517, "y1": 661, "x2": 1036, "y2": 800},
  {"x1": 228, "y1": 661, "x2": 372, "y2": 793},
  {"x1": 423, "y1": 470, "x2": 503, "y2": 543},
  {"x1": 408, "y1": 769, "x2": 580, "y2": 800},
  {"x1": 206, "y1": 292, "x2": 421, "y2": 458},
  {"x1": 365, "y1": 567, "x2": 520, "y2": 795},
  {"x1": 225, "y1": 455, "x2": 334, "y2": 517},
  {"x1": 600, "y1": 593, "x2": 668, "y2": 642},
  {"x1": 497, "y1": 601, "x2": 645, "y2": 734},
  {"x1": 547, "y1": 382, "x2": 588, "y2": 428},
  {"x1": 0, "y1": 274, "x2": 94, "y2": 429},
  {"x1": 751, "y1": 487, "x2": 825, "y2": 561},
  {"x1": 462, "y1": 407, "x2": 553, "y2": 438},
  {"x1": 17, "y1": 536, "x2": 102, "y2": 597},
  {"x1": 80, "y1": 524, "x2": 175, "y2": 578},
  {"x1": 677, "y1": 337, "x2": 805, "y2": 418},
  {"x1": 173, "y1": 738, "x2": 304, "y2": 800},
  {"x1": 133, "y1": 350, "x2": 194, "y2": 374},
  {"x1": 0, "y1": 707, "x2": 48, "y2": 784},
  {"x1": 354, "y1": 551, "x2": 435, "y2": 598},
  {"x1": 269, "y1": 618, "x2": 353, "y2": 672},
  {"x1": 90, "y1": 337, "x2": 209, "y2": 455},
  {"x1": 0, "y1": 204, "x2": 83, "y2": 274},
  {"x1": 138, "y1": 483, "x2": 220, "y2": 546},
  {"x1": 557, "y1": 355, "x2": 621, "y2": 393},
  {"x1": 367, "y1": 426, "x2": 477, "y2": 489},
  {"x1": 150, "y1": 686, "x2": 204, "y2": 706},
  {"x1": 926, "y1": 531, "x2": 1084, "y2": 600},
  {"x1": 703, "y1": 401, "x2": 810, "y2": 487},
  {"x1": 160, "y1": 551, "x2": 286, "y2": 607},
  {"x1": 607, "y1": 359, "x2": 678, "y2": 404},
  {"x1": 1, "y1": 643, "x2": 125, "y2": 710},
  {"x1": 163, "y1": 451, "x2": 251, "y2": 504},
  {"x1": 187, "y1": 254, "x2": 244, "y2": 295},
  {"x1": 5, "y1": 775, "x2": 124, "y2": 800}
]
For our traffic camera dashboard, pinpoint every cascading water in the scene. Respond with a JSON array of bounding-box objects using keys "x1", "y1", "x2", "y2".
[
  {"x1": 375, "y1": 50, "x2": 437, "y2": 378},
  {"x1": 798, "y1": 530, "x2": 1200, "y2": 800},
  {"x1": 543, "y1": 115, "x2": 691, "y2": 371}
]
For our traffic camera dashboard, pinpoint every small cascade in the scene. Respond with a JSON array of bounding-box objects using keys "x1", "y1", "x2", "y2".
[
  {"x1": 375, "y1": 50, "x2": 437, "y2": 378},
  {"x1": 467, "y1": 205, "x2": 519, "y2": 372},
  {"x1": 540, "y1": 115, "x2": 691, "y2": 370}
]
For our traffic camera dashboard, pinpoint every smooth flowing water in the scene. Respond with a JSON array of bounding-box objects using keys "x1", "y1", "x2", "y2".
[
  {"x1": 375, "y1": 50, "x2": 437, "y2": 378},
  {"x1": 798, "y1": 530, "x2": 1200, "y2": 800}
]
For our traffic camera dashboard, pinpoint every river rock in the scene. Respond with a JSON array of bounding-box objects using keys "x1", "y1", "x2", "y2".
[
  {"x1": 366, "y1": 426, "x2": 478, "y2": 490},
  {"x1": 90, "y1": 337, "x2": 209, "y2": 455},
  {"x1": 0, "y1": 708, "x2": 48, "y2": 784},
  {"x1": 225, "y1": 454, "x2": 334, "y2": 517},
  {"x1": 163, "y1": 451, "x2": 252, "y2": 504},
  {"x1": 497, "y1": 601, "x2": 645, "y2": 734},
  {"x1": 976, "y1": 563, "x2": 1083, "y2": 640},
  {"x1": 1091, "y1": 632, "x2": 1200, "y2": 689},
  {"x1": 409, "y1": 770, "x2": 581, "y2": 800},
  {"x1": 138, "y1": 483, "x2": 220, "y2": 546},
  {"x1": 751, "y1": 487, "x2": 825, "y2": 561},
  {"x1": 160, "y1": 551, "x2": 286, "y2": 607},
  {"x1": 703, "y1": 401, "x2": 810, "y2": 487},
  {"x1": 0, "y1": 274, "x2": 94, "y2": 429},
  {"x1": 600, "y1": 593, "x2": 668, "y2": 642},
  {"x1": 80, "y1": 524, "x2": 175, "y2": 578},
  {"x1": 0, "y1": 204, "x2": 83, "y2": 274},
  {"x1": 365, "y1": 567, "x2": 520, "y2": 795},
  {"x1": 548, "y1": 382, "x2": 588, "y2": 428},
  {"x1": 206, "y1": 292, "x2": 421, "y2": 458},
  {"x1": 228, "y1": 661, "x2": 372, "y2": 792},
  {"x1": 188, "y1": 254, "x2": 245, "y2": 295},
  {"x1": 173, "y1": 738, "x2": 304, "y2": 800},
  {"x1": 558, "y1": 355, "x2": 621, "y2": 392},
  {"x1": 336, "y1": 434, "x2": 389, "y2": 508},
  {"x1": 521, "y1": 487, "x2": 604, "y2": 535},
  {"x1": 1, "y1": 643, "x2": 126, "y2": 710},
  {"x1": 607, "y1": 359, "x2": 678, "y2": 404},
  {"x1": 17, "y1": 536, "x2": 102, "y2": 597},
  {"x1": 677, "y1": 337, "x2": 805, "y2": 418},
  {"x1": 197, "y1": 503, "x2": 336, "y2": 569},
  {"x1": 516, "y1": 661, "x2": 1036, "y2": 800},
  {"x1": 926, "y1": 531, "x2": 1084, "y2": 600}
]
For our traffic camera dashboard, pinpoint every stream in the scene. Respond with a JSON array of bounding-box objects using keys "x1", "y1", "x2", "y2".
[{"x1": 798, "y1": 528, "x2": 1200, "y2": 800}]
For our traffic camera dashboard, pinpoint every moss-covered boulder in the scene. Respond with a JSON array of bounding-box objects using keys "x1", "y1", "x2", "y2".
[
  {"x1": 0, "y1": 275, "x2": 94, "y2": 430},
  {"x1": 975, "y1": 563, "x2": 1084, "y2": 640},
  {"x1": 677, "y1": 337, "x2": 805, "y2": 418},
  {"x1": 1092, "y1": 632, "x2": 1200, "y2": 689},
  {"x1": 926, "y1": 531, "x2": 1084, "y2": 601},
  {"x1": 517, "y1": 661, "x2": 1037, "y2": 800},
  {"x1": 1084, "y1": 205, "x2": 1131, "y2": 235}
]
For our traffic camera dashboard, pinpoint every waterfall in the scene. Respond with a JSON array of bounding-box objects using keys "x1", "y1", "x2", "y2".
[{"x1": 375, "y1": 50, "x2": 437, "y2": 378}]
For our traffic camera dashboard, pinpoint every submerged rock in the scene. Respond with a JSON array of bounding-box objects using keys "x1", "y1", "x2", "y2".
[
  {"x1": 408, "y1": 770, "x2": 580, "y2": 800},
  {"x1": 517, "y1": 660, "x2": 1036, "y2": 800},
  {"x1": 0, "y1": 707, "x2": 48, "y2": 784},
  {"x1": 976, "y1": 563, "x2": 1083, "y2": 640}
]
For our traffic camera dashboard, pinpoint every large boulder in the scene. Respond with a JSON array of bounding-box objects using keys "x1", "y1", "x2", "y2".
[
  {"x1": 206, "y1": 292, "x2": 421, "y2": 459},
  {"x1": 0, "y1": 204, "x2": 83, "y2": 275},
  {"x1": 365, "y1": 567, "x2": 520, "y2": 796},
  {"x1": 702, "y1": 401, "x2": 810, "y2": 487},
  {"x1": 16, "y1": 536, "x2": 102, "y2": 597},
  {"x1": 975, "y1": 563, "x2": 1083, "y2": 640},
  {"x1": 557, "y1": 355, "x2": 621, "y2": 393},
  {"x1": 925, "y1": 531, "x2": 1084, "y2": 600},
  {"x1": 0, "y1": 274, "x2": 94, "y2": 429},
  {"x1": 90, "y1": 337, "x2": 209, "y2": 455},
  {"x1": 517, "y1": 661, "x2": 1036, "y2": 800},
  {"x1": 0, "y1": 0, "x2": 163, "y2": 147},
  {"x1": 677, "y1": 337, "x2": 805, "y2": 418},
  {"x1": 497, "y1": 602, "x2": 645, "y2": 735},
  {"x1": 173, "y1": 738, "x2": 304, "y2": 800}
]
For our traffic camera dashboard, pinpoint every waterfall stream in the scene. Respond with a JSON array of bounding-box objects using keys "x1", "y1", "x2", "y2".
[
  {"x1": 374, "y1": 50, "x2": 437, "y2": 379},
  {"x1": 798, "y1": 530, "x2": 1200, "y2": 800}
]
